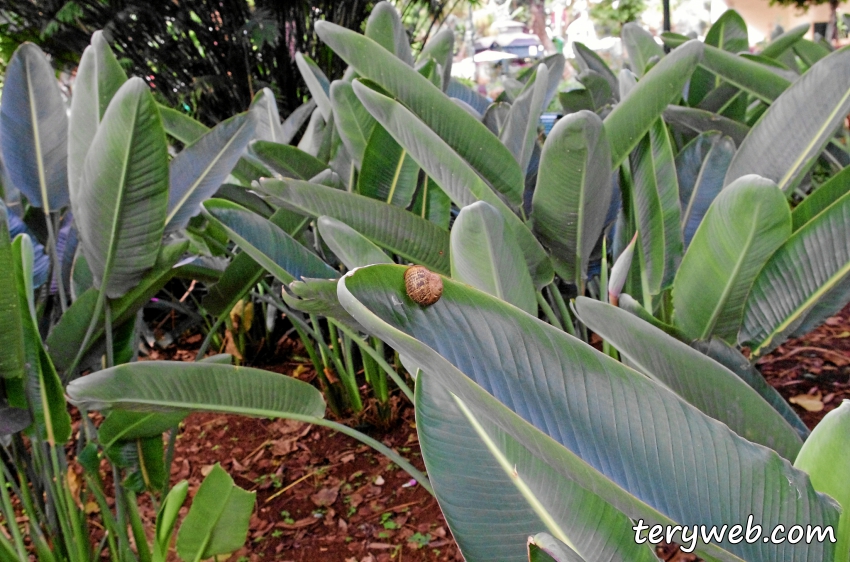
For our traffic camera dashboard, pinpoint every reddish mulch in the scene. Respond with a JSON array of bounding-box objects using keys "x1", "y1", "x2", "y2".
[{"x1": 129, "y1": 304, "x2": 850, "y2": 561}]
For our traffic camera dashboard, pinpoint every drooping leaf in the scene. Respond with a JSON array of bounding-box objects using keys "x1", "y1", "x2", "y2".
[
  {"x1": 673, "y1": 175, "x2": 791, "y2": 342},
  {"x1": 604, "y1": 40, "x2": 703, "y2": 167},
  {"x1": 259, "y1": 178, "x2": 450, "y2": 273},
  {"x1": 630, "y1": 119, "x2": 683, "y2": 293},
  {"x1": 0, "y1": 43, "x2": 69, "y2": 212},
  {"x1": 450, "y1": 201, "x2": 536, "y2": 314},
  {"x1": 317, "y1": 216, "x2": 392, "y2": 270},
  {"x1": 662, "y1": 105, "x2": 749, "y2": 146},
  {"x1": 740, "y1": 188, "x2": 850, "y2": 357},
  {"x1": 165, "y1": 110, "x2": 257, "y2": 233},
  {"x1": 531, "y1": 111, "x2": 612, "y2": 288},
  {"x1": 338, "y1": 264, "x2": 840, "y2": 562},
  {"x1": 676, "y1": 132, "x2": 735, "y2": 247},
  {"x1": 574, "y1": 297, "x2": 803, "y2": 460},
  {"x1": 699, "y1": 45, "x2": 790, "y2": 103},
  {"x1": 724, "y1": 47, "x2": 850, "y2": 193},
  {"x1": 75, "y1": 77, "x2": 169, "y2": 298},
  {"x1": 68, "y1": 31, "x2": 128, "y2": 199},
  {"x1": 621, "y1": 23, "x2": 664, "y2": 77},
  {"x1": 202, "y1": 199, "x2": 338, "y2": 284},
  {"x1": 249, "y1": 140, "x2": 327, "y2": 180},
  {"x1": 315, "y1": 21, "x2": 524, "y2": 206}
]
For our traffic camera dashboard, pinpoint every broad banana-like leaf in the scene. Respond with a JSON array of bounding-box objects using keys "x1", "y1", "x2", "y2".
[
  {"x1": 688, "y1": 10, "x2": 748, "y2": 106},
  {"x1": 621, "y1": 23, "x2": 664, "y2": 77},
  {"x1": 364, "y1": 1, "x2": 413, "y2": 65},
  {"x1": 330, "y1": 81, "x2": 376, "y2": 165},
  {"x1": 760, "y1": 23, "x2": 809, "y2": 59},
  {"x1": 574, "y1": 298, "x2": 803, "y2": 461},
  {"x1": 66, "y1": 361, "x2": 326, "y2": 418},
  {"x1": 531, "y1": 111, "x2": 611, "y2": 288},
  {"x1": 794, "y1": 401, "x2": 850, "y2": 562},
  {"x1": 577, "y1": 70, "x2": 614, "y2": 111},
  {"x1": 631, "y1": 119, "x2": 683, "y2": 293},
  {"x1": 46, "y1": 241, "x2": 188, "y2": 372},
  {"x1": 0, "y1": 43, "x2": 69, "y2": 212},
  {"x1": 724, "y1": 47, "x2": 850, "y2": 192},
  {"x1": 791, "y1": 165, "x2": 850, "y2": 231},
  {"x1": 259, "y1": 178, "x2": 450, "y2": 273},
  {"x1": 69, "y1": 31, "x2": 127, "y2": 199},
  {"x1": 317, "y1": 215, "x2": 392, "y2": 269},
  {"x1": 202, "y1": 199, "x2": 337, "y2": 284},
  {"x1": 673, "y1": 175, "x2": 791, "y2": 342},
  {"x1": 0, "y1": 205, "x2": 26, "y2": 380},
  {"x1": 699, "y1": 46, "x2": 790, "y2": 103},
  {"x1": 416, "y1": 374, "x2": 657, "y2": 562},
  {"x1": 282, "y1": 277, "x2": 366, "y2": 332},
  {"x1": 352, "y1": 82, "x2": 552, "y2": 287},
  {"x1": 280, "y1": 100, "x2": 315, "y2": 146},
  {"x1": 560, "y1": 90, "x2": 593, "y2": 114},
  {"x1": 482, "y1": 101, "x2": 511, "y2": 135},
  {"x1": 165, "y1": 110, "x2": 257, "y2": 233},
  {"x1": 98, "y1": 410, "x2": 187, "y2": 449},
  {"x1": 337, "y1": 265, "x2": 840, "y2": 562},
  {"x1": 410, "y1": 176, "x2": 451, "y2": 230},
  {"x1": 295, "y1": 52, "x2": 331, "y2": 121},
  {"x1": 739, "y1": 188, "x2": 850, "y2": 357},
  {"x1": 75, "y1": 77, "x2": 169, "y2": 298},
  {"x1": 315, "y1": 21, "x2": 525, "y2": 206},
  {"x1": 357, "y1": 124, "x2": 419, "y2": 207},
  {"x1": 501, "y1": 64, "x2": 549, "y2": 174},
  {"x1": 662, "y1": 105, "x2": 749, "y2": 146},
  {"x1": 418, "y1": 28, "x2": 454, "y2": 90},
  {"x1": 676, "y1": 132, "x2": 735, "y2": 247},
  {"x1": 691, "y1": 338, "x2": 809, "y2": 440},
  {"x1": 446, "y1": 78, "x2": 492, "y2": 115},
  {"x1": 450, "y1": 201, "x2": 536, "y2": 315},
  {"x1": 604, "y1": 40, "x2": 703, "y2": 167},
  {"x1": 176, "y1": 464, "x2": 254, "y2": 562},
  {"x1": 249, "y1": 140, "x2": 327, "y2": 180},
  {"x1": 573, "y1": 42, "x2": 619, "y2": 100},
  {"x1": 158, "y1": 105, "x2": 208, "y2": 144},
  {"x1": 793, "y1": 39, "x2": 831, "y2": 68},
  {"x1": 250, "y1": 87, "x2": 284, "y2": 143}
]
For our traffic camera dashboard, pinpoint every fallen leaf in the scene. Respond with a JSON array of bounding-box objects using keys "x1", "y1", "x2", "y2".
[
  {"x1": 201, "y1": 464, "x2": 215, "y2": 477},
  {"x1": 84, "y1": 502, "x2": 100, "y2": 514},
  {"x1": 790, "y1": 393, "x2": 824, "y2": 412},
  {"x1": 311, "y1": 485, "x2": 340, "y2": 507},
  {"x1": 374, "y1": 475, "x2": 385, "y2": 486},
  {"x1": 276, "y1": 516, "x2": 320, "y2": 530},
  {"x1": 271, "y1": 438, "x2": 298, "y2": 457}
]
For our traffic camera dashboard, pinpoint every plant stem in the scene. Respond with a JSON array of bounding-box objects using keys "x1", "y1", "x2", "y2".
[
  {"x1": 195, "y1": 314, "x2": 226, "y2": 361},
  {"x1": 45, "y1": 211, "x2": 68, "y2": 313},
  {"x1": 536, "y1": 291, "x2": 563, "y2": 331},
  {"x1": 64, "y1": 288, "x2": 107, "y2": 382},
  {"x1": 104, "y1": 300, "x2": 114, "y2": 368},
  {"x1": 332, "y1": 322, "x2": 413, "y2": 404},
  {"x1": 548, "y1": 284, "x2": 576, "y2": 337},
  {"x1": 330, "y1": 322, "x2": 362, "y2": 412},
  {"x1": 0, "y1": 461, "x2": 27, "y2": 560}
]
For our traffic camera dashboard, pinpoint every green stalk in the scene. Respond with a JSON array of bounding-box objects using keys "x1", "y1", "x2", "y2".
[
  {"x1": 548, "y1": 285, "x2": 576, "y2": 337},
  {"x1": 111, "y1": 466, "x2": 135, "y2": 561},
  {"x1": 104, "y1": 301, "x2": 115, "y2": 369},
  {"x1": 63, "y1": 287, "x2": 107, "y2": 381},
  {"x1": 125, "y1": 490, "x2": 151, "y2": 562},
  {"x1": 195, "y1": 314, "x2": 226, "y2": 361},
  {"x1": 330, "y1": 322, "x2": 362, "y2": 412},
  {"x1": 332, "y1": 322, "x2": 412, "y2": 404},
  {"x1": 0, "y1": 461, "x2": 27, "y2": 561},
  {"x1": 49, "y1": 444, "x2": 87, "y2": 562},
  {"x1": 599, "y1": 239, "x2": 618, "y2": 359},
  {"x1": 84, "y1": 474, "x2": 121, "y2": 561},
  {"x1": 536, "y1": 291, "x2": 563, "y2": 331},
  {"x1": 162, "y1": 426, "x2": 179, "y2": 498}
]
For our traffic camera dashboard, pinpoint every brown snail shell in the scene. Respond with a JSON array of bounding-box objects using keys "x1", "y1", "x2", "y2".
[{"x1": 404, "y1": 266, "x2": 443, "y2": 306}]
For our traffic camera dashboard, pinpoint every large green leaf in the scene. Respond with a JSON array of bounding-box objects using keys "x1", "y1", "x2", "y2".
[
  {"x1": 317, "y1": 216, "x2": 392, "y2": 270},
  {"x1": 724, "y1": 47, "x2": 850, "y2": 193},
  {"x1": 676, "y1": 132, "x2": 735, "y2": 247},
  {"x1": 410, "y1": 176, "x2": 451, "y2": 229},
  {"x1": 315, "y1": 21, "x2": 524, "y2": 206},
  {"x1": 68, "y1": 31, "x2": 127, "y2": 200},
  {"x1": 250, "y1": 87, "x2": 284, "y2": 144},
  {"x1": 0, "y1": 43, "x2": 69, "y2": 212},
  {"x1": 500, "y1": 64, "x2": 548, "y2": 174},
  {"x1": 673, "y1": 176, "x2": 791, "y2": 342},
  {"x1": 364, "y1": 1, "x2": 413, "y2": 65},
  {"x1": 662, "y1": 105, "x2": 749, "y2": 146},
  {"x1": 739, "y1": 188, "x2": 850, "y2": 357},
  {"x1": 531, "y1": 110, "x2": 612, "y2": 288},
  {"x1": 158, "y1": 105, "x2": 208, "y2": 145},
  {"x1": 631, "y1": 119, "x2": 683, "y2": 294},
  {"x1": 98, "y1": 410, "x2": 187, "y2": 449},
  {"x1": 573, "y1": 297, "x2": 803, "y2": 460},
  {"x1": 604, "y1": 40, "x2": 703, "y2": 167},
  {"x1": 760, "y1": 23, "x2": 809, "y2": 59},
  {"x1": 352, "y1": 82, "x2": 552, "y2": 287},
  {"x1": 66, "y1": 361, "x2": 326, "y2": 417},
  {"x1": 528, "y1": 533, "x2": 586, "y2": 562},
  {"x1": 165, "y1": 110, "x2": 257, "y2": 233},
  {"x1": 46, "y1": 241, "x2": 188, "y2": 372},
  {"x1": 176, "y1": 464, "x2": 254, "y2": 561},
  {"x1": 791, "y1": 164, "x2": 850, "y2": 231},
  {"x1": 416, "y1": 374, "x2": 657, "y2": 562},
  {"x1": 295, "y1": 52, "x2": 331, "y2": 121},
  {"x1": 699, "y1": 46, "x2": 790, "y2": 103},
  {"x1": 687, "y1": 10, "x2": 748, "y2": 106},
  {"x1": 259, "y1": 178, "x2": 450, "y2": 273},
  {"x1": 450, "y1": 201, "x2": 536, "y2": 315},
  {"x1": 330, "y1": 81, "x2": 377, "y2": 165},
  {"x1": 357, "y1": 124, "x2": 419, "y2": 207},
  {"x1": 75, "y1": 77, "x2": 169, "y2": 298},
  {"x1": 0, "y1": 206, "x2": 25, "y2": 380},
  {"x1": 621, "y1": 23, "x2": 664, "y2": 77},
  {"x1": 202, "y1": 199, "x2": 338, "y2": 284},
  {"x1": 573, "y1": 42, "x2": 619, "y2": 101},
  {"x1": 338, "y1": 265, "x2": 840, "y2": 562},
  {"x1": 248, "y1": 140, "x2": 327, "y2": 180},
  {"x1": 418, "y1": 28, "x2": 454, "y2": 90}
]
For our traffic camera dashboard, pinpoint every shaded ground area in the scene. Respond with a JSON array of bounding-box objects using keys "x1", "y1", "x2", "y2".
[{"x1": 139, "y1": 304, "x2": 850, "y2": 561}]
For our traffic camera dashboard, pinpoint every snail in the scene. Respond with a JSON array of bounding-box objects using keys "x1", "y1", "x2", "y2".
[{"x1": 404, "y1": 266, "x2": 443, "y2": 306}]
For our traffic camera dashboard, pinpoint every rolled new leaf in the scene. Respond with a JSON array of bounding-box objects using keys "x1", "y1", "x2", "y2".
[{"x1": 673, "y1": 175, "x2": 790, "y2": 343}]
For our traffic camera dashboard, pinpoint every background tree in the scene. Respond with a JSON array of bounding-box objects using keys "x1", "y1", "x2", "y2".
[
  {"x1": 769, "y1": 0, "x2": 844, "y2": 42},
  {"x1": 0, "y1": 0, "x2": 452, "y2": 124}
]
